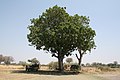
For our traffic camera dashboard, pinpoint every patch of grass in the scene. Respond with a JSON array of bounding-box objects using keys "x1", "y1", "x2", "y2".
[{"x1": 97, "y1": 66, "x2": 116, "y2": 72}]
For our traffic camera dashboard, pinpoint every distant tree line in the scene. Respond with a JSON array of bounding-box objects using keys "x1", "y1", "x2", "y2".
[
  {"x1": 84, "y1": 61, "x2": 120, "y2": 68},
  {"x1": 0, "y1": 54, "x2": 14, "y2": 65}
]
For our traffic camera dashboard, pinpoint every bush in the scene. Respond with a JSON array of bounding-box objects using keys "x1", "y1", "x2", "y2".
[
  {"x1": 18, "y1": 61, "x2": 27, "y2": 67},
  {"x1": 70, "y1": 64, "x2": 80, "y2": 71},
  {"x1": 48, "y1": 61, "x2": 58, "y2": 70}
]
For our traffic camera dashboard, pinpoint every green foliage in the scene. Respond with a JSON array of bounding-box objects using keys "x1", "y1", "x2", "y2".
[
  {"x1": 107, "y1": 63, "x2": 113, "y2": 68},
  {"x1": 107, "y1": 61, "x2": 119, "y2": 68},
  {"x1": 27, "y1": 5, "x2": 71, "y2": 53},
  {"x1": 91, "y1": 62, "x2": 102, "y2": 67},
  {"x1": 86, "y1": 63, "x2": 91, "y2": 67},
  {"x1": 70, "y1": 64, "x2": 80, "y2": 72},
  {"x1": 73, "y1": 15, "x2": 96, "y2": 66},
  {"x1": 27, "y1": 5, "x2": 75, "y2": 71}
]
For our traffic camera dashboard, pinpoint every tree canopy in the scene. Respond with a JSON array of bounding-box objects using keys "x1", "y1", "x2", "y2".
[{"x1": 74, "y1": 16, "x2": 96, "y2": 66}]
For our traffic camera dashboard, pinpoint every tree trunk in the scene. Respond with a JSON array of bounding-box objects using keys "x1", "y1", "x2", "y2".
[
  {"x1": 78, "y1": 53, "x2": 83, "y2": 66},
  {"x1": 58, "y1": 52, "x2": 64, "y2": 72},
  {"x1": 76, "y1": 50, "x2": 83, "y2": 69}
]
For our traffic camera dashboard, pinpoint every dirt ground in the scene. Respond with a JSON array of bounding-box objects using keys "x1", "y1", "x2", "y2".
[
  {"x1": 96, "y1": 72, "x2": 120, "y2": 80},
  {"x1": 0, "y1": 65, "x2": 120, "y2": 80}
]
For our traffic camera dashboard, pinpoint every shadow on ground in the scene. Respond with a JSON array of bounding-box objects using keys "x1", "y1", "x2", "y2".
[{"x1": 12, "y1": 70, "x2": 80, "y2": 75}]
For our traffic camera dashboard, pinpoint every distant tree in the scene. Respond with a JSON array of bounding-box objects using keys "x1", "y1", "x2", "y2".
[
  {"x1": 81, "y1": 64, "x2": 85, "y2": 66},
  {"x1": 86, "y1": 63, "x2": 91, "y2": 67},
  {"x1": 3, "y1": 56, "x2": 14, "y2": 65},
  {"x1": 113, "y1": 61, "x2": 118, "y2": 66},
  {"x1": 111, "y1": 61, "x2": 119, "y2": 68},
  {"x1": 18, "y1": 61, "x2": 27, "y2": 66},
  {"x1": 0, "y1": 54, "x2": 4, "y2": 64},
  {"x1": 107, "y1": 63, "x2": 115, "y2": 68},
  {"x1": 107, "y1": 61, "x2": 119, "y2": 68},
  {"x1": 48, "y1": 61, "x2": 58, "y2": 70},
  {"x1": 91, "y1": 62, "x2": 105, "y2": 67},
  {"x1": 66, "y1": 58, "x2": 73, "y2": 64}
]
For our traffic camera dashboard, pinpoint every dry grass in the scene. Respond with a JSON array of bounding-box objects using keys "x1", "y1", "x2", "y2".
[
  {"x1": 82, "y1": 67, "x2": 101, "y2": 73},
  {"x1": 81, "y1": 67, "x2": 118, "y2": 74},
  {"x1": 0, "y1": 65, "x2": 24, "y2": 70},
  {"x1": 0, "y1": 65, "x2": 120, "y2": 80}
]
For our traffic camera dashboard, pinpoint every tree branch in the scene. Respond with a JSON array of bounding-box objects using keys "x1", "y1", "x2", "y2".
[
  {"x1": 75, "y1": 54, "x2": 79, "y2": 60},
  {"x1": 52, "y1": 54, "x2": 58, "y2": 58}
]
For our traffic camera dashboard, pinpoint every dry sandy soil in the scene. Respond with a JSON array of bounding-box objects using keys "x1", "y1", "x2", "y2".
[{"x1": 0, "y1": 65, "x2": 120, "y2": 80}]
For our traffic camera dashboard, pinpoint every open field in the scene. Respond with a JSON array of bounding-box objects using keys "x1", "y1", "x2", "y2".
[{"x1": 0, "y1": 65, "x2": 120, "y2": 80}]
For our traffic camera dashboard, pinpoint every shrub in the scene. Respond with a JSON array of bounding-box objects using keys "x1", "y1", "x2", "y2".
[
  {"x1": 48, "y1": 61, "x2": 58, "y2": 70},
  {"x1": 18, "y1": 61, "x2": 27, "y2": 67},
  {"x1": 70, "y1": 64, "x2": 80, "y2": 71}
]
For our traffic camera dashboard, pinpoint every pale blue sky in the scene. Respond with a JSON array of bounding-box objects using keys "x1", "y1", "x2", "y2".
[{"x1": 0, "y1": 0, "x2": 120, "y2": 64}]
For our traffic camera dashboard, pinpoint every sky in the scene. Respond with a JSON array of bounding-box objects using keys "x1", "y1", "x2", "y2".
[{"x1": 0, "y1": 0, "x2": 120, "y2": 64}]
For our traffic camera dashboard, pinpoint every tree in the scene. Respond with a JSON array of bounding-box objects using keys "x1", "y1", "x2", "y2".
[
  {"x1": 27, "y1": 5, "x2": 75, "y2": 71},
  {"x1": 71, "y1": 15, "x2": 96, "y2": 67},
  {"x1": 86, "y1": 63, "x2": 91, "y2": 67},
  {"x1": 27, "y1": 5, "x2": 96, "y2": 71},
  {"x1": 0, "y1": 54, "x2": 4, "y2": 64},
  {"x1": 91, "y1": 62, "x2": 103, "y2": 67},
  {"x1": 18, "y1": 61, "x2": 27, "y2": 67},
  {"x1": 66, "y1": 58, "x2": 73, "y2": 64},
  {"x1": 113, "y1": 61, "x2": 118, "y2": 68},
  {"x1": 113, "y1": 61, "x2": 118, "y2": 65},
  {"x1": 48, "y1": 61, "x2": 58, "y2": 70},
  {"x1": 3, "y1": 56, "x2": 14, "y2": 65}
]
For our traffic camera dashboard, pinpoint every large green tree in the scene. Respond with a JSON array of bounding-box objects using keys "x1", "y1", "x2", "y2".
[
  {"x1": 27, "y1": 5, "x2": 75, "y2": 71},
  {"x1": 27, "y1": 5, "x2": 96, "y2": 71}
]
